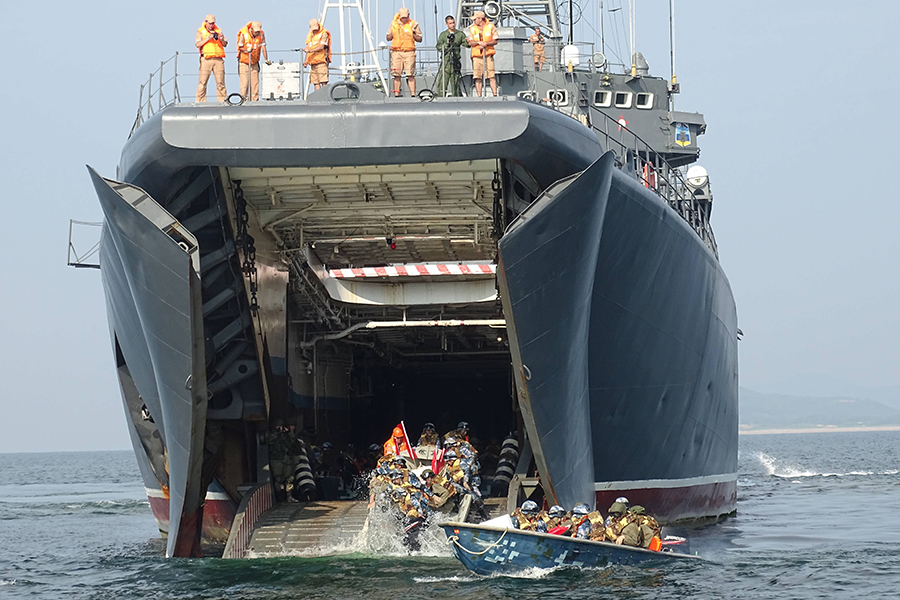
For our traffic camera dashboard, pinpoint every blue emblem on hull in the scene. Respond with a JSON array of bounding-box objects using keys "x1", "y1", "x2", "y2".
[{"x1": 675, "y1": 122, "x2": 691, "y2": 147}]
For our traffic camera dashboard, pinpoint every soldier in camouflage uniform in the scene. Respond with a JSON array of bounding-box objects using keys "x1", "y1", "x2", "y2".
[
  {"x1": 511, "y1": 500, "x2": 547, "y2": 532},
  {"x1": 417, "y1": 422, "x2": 440, "y2": 446},
  {"x1": 546, "y1": 505, "x2": 572, "y2": 534},
  {"x1": 434, "y1": 15, "x2": 467, "y2": 96},
  {"x1": 267, "y1": 420, "x2": 299, "y2": 502}
]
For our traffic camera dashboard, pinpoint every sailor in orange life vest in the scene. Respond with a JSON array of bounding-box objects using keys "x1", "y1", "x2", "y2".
[
  {"x1": 467, "y1": 10, "x2": 499, "y2": 97},
  {"x1": 304, "y1": 20, "x2": 332, "y2": 91},
  {"x1": 383, "y1": 426, "x2": 410, "y2": 457},
  {"x1": 385, "y1": 7, "x2": 422, "y2": 97},
  {"x1": 236, "y1": 22, "x2": 269, "y2": 101},
  {"x1": 195, "y1": 14, "x2": 228, "y2": 103}
]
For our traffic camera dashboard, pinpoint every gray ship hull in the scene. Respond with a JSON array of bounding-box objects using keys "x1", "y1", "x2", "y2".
[
  {"x1": 499, "y1": 152, "x2": 738, "y2": 522},
  {"x1": 88, "y1": 89, "x2": 737, "y2": 555}
]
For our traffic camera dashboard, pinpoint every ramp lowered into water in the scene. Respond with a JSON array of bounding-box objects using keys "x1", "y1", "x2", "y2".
[{"x1": 247, "y1": 501, "x2": 370, "y2": 557}]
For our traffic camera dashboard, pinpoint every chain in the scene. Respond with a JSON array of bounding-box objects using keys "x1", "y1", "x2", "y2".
[
  {"x1": 232, "y1": 181, "x2": 259, "y2": 315},
  {"x1": 491, "y1": 172, "x2": 503, "y2": 240}
]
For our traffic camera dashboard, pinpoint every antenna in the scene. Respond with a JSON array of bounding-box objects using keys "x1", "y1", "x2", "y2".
[
  {"x1": 629, "y1": 0, "x2": 636, "y2": 76},
  {"x1": 669, "y1": 0, "x2": 678, "y2": 104},
  {"x1": 319, "y1": 0, "x2": 388, "y2": 93}
]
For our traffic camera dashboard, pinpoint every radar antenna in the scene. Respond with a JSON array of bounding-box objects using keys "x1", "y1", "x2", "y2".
[
  {"x1": 318, "y1": 0, "x2": 388, "y2": 95},
  {"x1": 456, "y1": 0, "x2": 562, "y2": 38}
]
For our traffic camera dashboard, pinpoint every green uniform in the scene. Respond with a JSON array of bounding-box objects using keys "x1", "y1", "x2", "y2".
[{"x1": 435, "y1": 29, "x2": 467, "y2": 96}]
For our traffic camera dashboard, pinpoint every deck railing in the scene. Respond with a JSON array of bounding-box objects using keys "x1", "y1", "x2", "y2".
[
  {"x1": 589, "y1": 108, "x2": 718, "y2": 257},
  {"x1": 221, "y1": 482, "x2": 273, "y2": 559}
]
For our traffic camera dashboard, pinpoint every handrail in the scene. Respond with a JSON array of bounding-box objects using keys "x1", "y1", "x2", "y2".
[
  {"x1": 130, "y1": 53, "x2": 181, "y2": 138},
  {"x1": 221, "y1": 481, "x2": 274, "y2": 559},
  {"x1": 588, "y1": 108, "x2": 718, "y2": 257}
]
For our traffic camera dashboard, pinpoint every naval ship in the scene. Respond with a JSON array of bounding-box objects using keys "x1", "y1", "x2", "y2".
[{"x1": 85, "y1": 0, "x2": 738, "y2": 557}]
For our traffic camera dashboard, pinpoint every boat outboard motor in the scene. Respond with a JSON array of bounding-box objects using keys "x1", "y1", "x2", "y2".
[
  {"x1": 292, "y1": 446, "x2": 317, "y2": 501},
  {"x1": 491, "y1": 433, "x2": 519, "y2": 497}
]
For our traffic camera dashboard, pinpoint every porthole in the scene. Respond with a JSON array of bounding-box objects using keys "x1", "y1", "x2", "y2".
[
  {"x1": 593, "y1": 90, "x2": 612, "y2": 107},
  {"x1": 636, "y1": 92, "x2": 654, "y2": 109},
  {"x1": 614, "y1": 91, "x2": 632, "y2": 108}
]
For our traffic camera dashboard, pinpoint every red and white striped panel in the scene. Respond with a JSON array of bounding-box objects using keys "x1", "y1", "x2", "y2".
[{"x1": 329, "y1": 263, "x2": 496, "y2": 278}]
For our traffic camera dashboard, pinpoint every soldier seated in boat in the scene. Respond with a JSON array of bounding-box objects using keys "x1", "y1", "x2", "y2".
[
  {"x1": 417, "y1": 422, "x2": 440, "y2": 446},
  {"x1": 546, "y1": 504, "x2": 572, "y2": 534},
  {"x1": 420, "y1": 468, "x2": 455, "y2": 510},
  {"x1": 511, "y1": 500, "x2": 547, "y2": 532},
  {"x1": 616, "y1": 505, "x2": 662, "y2": 549},
  {"x1": 605, "y1": 496, "x2": 629, "y2": 529},
  {"x1": 444, "y1": 421, "x2": 471, "y2": 442},
  {"x1": 570, "y1": 503, "x2": 604, "y2": 540}
]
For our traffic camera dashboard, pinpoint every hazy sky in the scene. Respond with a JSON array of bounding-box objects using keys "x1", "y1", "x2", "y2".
[{"x1": 1, "y1": 1, "x2": 897, "y2": 452}]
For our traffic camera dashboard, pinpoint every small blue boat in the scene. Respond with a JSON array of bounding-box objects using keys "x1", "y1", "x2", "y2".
[{"x1": 440, "y1": 522, "x2": 699, "y2": 575}]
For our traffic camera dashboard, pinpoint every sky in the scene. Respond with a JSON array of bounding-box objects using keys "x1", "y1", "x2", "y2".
[{"x1": 1, "y1": 1, "x2": 897, "y2": 452}]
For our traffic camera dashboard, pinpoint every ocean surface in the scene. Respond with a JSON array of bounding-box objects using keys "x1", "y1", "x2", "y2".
[{"x1": 2, "y1": 431, "x2": 899, "y2": 599}]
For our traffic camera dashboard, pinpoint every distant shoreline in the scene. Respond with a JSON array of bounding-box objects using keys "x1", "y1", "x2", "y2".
[{"x1": 739, "y1": 425, "x2": 900, "y2": 435}]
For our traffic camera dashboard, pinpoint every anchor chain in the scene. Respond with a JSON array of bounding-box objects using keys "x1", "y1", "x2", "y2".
[
  {"x1": 233, "y1": 181, "x2": 259, "y2": 315},
  {"x1": 491, "y1": 172, "x2": 503, "y2": 240}
]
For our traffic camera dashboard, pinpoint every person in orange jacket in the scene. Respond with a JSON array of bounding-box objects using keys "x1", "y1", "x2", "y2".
[
  {"x1": 383, "y1": 426, "x2": 410, "y2": 457},
  {"x1": 195, "y1": 14, "x2": 228, "y2": 102},
  {"x1": 386, "y1": 7, "x2": 422, "y2": 97},
  {"x1": 304, "y1": 19, "x2": 332, "y2": 91},
  {"x1": 467, "y1": 10, "x2": 499, "y2": 97},
  {"x1": 236, "y1": 21, "x2": 269, "y2": 101}
]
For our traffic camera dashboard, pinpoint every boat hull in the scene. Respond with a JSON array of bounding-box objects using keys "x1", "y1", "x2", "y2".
[{"x1": 440, "y1": 523, "x2": 698, "y2": 575}]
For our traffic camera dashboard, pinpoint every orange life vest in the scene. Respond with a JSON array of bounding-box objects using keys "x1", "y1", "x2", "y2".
[
  {"x1": 469, "y1": 22, "x2": 497, "y2": 57},
  {"x1": 305, "y1": 28, "x2": 331, "y2": 65},
  {"x1": 237, "y1": 24, "x2": 263, "y2": 64},
  {"x1": 383, "y1": 437, "x2": 409, "y2": 457},
  {"x1": 197, "y1": 25, "x2": 226, "y2": 59},
  {"x1": 390, "y1": 16, "x2": 419, "y2": 51}
]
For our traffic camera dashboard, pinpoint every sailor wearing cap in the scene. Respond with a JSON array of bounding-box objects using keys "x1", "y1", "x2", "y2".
[
  {"x1": 466, "y1": 11, "x2": 498, "y2": 97},
  {"x1": 195, "y1": 15, "x2": 228, "y2": 102},
  {"x1": 236, "y1": 21, "x2": 269, "y2": 101},
  {"x1": 386, "y1": 7, "x2": 422, "y2": 97}
]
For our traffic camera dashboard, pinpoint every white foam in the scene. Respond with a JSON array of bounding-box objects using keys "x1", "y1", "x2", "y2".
[
  {"x1": 755, "y1": 452, "x2": 899, "y2": 479},
  {"x1": 0, "y1": 579, "x2": 18, "y2": 586},
  {"x1": 413, "y1": 575, "x2": 478, "y2": 583}
]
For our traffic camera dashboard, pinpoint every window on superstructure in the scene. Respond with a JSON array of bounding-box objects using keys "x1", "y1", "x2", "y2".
[
  {"x1": 614, "y1": 92, "x2": 632, "y2": 108},
  {"x1": 593, "y1": 90, "x2": 612, "y2": 107},
  {"x1": 636, "y1": 93, "x2": 654, "y2": 109}
]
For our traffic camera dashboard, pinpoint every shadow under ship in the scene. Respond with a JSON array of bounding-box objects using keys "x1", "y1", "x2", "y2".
[{"x1": 86, "y1": 2, "x2": 738, "y2": 557}]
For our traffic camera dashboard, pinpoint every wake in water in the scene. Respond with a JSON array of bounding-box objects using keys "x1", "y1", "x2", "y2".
[{"x1": 754, "y1": 452, "x2": 899, "y2": 479}]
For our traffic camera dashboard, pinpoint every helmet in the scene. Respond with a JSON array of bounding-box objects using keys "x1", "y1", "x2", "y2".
[
  {"x1": 521, "y1": 500, "x2": 539, "y2": 514},
  {"x1": 457, "y1": 421, "x2": 469, "y2": 431},
  {"x1": 392, "y1": 426, "x2": 404, "y2": 438},
  {"x1": 272, "y1": 419, "x2": 284, "y2": 428},
  {"x1": 444, "y1": 436, "x2": 458, "y2": 446},
  {"x1": 629, "y1": 505, "x2": 646, "y2": 515},
  {"x1": 391, "y1": 487, "x2": 407, "y2": 501},
  {"x1": 615, "y1": 496, "x2": 629, "y2": 505},
  {"x1": 421, "y1": 469, "x2": 435, "y2": 479},
  {"x1": 423, "y1": 422, "x2": 435, "y2": 432},
  {"x1": 572, "y1": 503, "x2": 590, "y2": 516},
  {"x1": 608, "y1": 502, "x2": 627, "y2": 515},
  {"x1": 321, "y1": 442, "x2": 333, "y2": 450},
  {"x1": 549, "y1": 505, "x2": 566, "y2": 519},
  {"x1": 443, "y1": 449, "x2": 458, "y2": 460},
  {"x1": 389, "y1": 469, "x2": 403, "y2": 480},
  {"x1": 392, "y1": 457, "x2": 407, "y2": 467},
  {"x1": 368, "y1": 443, "x2": 381, "y2": 452}
]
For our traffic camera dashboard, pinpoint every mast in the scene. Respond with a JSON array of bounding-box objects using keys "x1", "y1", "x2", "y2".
[{"x1": 318, "y1": 0, "x2": 388, "y2": 97}]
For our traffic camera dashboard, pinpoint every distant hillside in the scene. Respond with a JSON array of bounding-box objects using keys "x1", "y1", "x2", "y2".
[{"x1": 739, "y1": 388, "x2": 900, "y2": 431}]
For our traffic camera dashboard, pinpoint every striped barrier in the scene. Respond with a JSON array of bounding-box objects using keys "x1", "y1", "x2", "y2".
[
  {"x1": 292, "y1": 446, "x2": 317, "y2": 501},
  {"x1": 330, "y1": 263, "x2": 496, "y2": 278},
  {"x1": 222, "y1": 482, "x2": 274, "y2": 559}
]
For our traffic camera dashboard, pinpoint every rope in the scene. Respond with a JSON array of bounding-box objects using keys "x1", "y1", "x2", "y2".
[{"x1": 446, "y1": 528, "x2": 508, "y2": 556}]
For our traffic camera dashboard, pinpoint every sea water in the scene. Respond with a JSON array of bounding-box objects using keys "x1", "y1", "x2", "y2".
[{"x1": 2, "y1": 431, "x2": 899, "y2": 599}]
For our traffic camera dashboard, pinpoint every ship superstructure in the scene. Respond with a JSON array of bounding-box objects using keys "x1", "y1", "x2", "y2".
[{"x1": 86, "y1": 0, "x2": 737, "y2": 557}]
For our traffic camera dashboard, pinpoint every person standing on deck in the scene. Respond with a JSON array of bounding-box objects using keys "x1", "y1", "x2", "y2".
[
  {"x1": 386, "y1": 8, "x2": 422, "y2": 97},
  {"x1": 435, "y1": 15, "x2": 467, "y2": 96},
  {"x1": 304, "y1": 19, "x2": 332, "y2": 91},
  {"x1": 467, "y1": 11, "x2": 498, "y2": 97},
  {"x1": 529, "y1": 27, "x2": 546, "y2": 72},
  {"x1": 236, "y1": 21, "x2": 269, "y2": 101},
  {"x1": 196, "y1": 15, "x2": 228, "y2": 102}
]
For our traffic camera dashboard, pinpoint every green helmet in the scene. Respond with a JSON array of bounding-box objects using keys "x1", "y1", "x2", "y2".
[
  {"x1": 629, "y1": 505, "x2": 646, "y2": 515},
  {"x1": 608, "y1": 502, "x2": 627, "y2": 515}
]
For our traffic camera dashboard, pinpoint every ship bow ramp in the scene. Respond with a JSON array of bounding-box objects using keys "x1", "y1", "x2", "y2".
[
  {"x1": 498, "y1": 152, "x2": 617, "y2": 509},
  {"x1": 88, "y1": 168, "x2": 208, "y2": 558}
]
